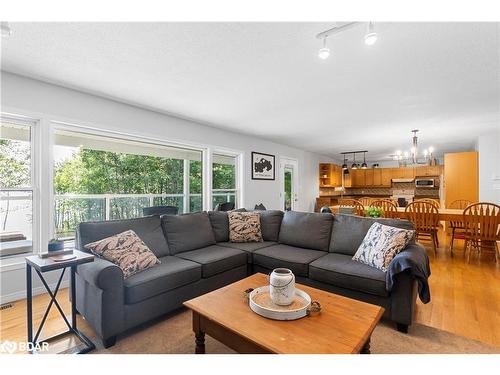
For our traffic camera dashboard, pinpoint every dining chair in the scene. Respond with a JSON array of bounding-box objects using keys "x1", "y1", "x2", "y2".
[
  {"x1": 448, "y1": 199, "x2": 472, "y2": 257},
  {"x1": 414, "y1": 198, "x2": 441, "y2": 246},
  {"x1": 142, "y1": 205, "x2": 178, "y2": 216},
  {"x1": 415, "y1": 198, "x2": 440, "y2": 209},
  {"x1": 370, "y1": 199, "x2": 399, "y2": 218},
  {"x1": 463, "y1": 202, "x2": 500, "y2": 263},
  {"x1": 358, "y1": 197, "x2": 373, "y2": 207},
  {"x1": 215, "y1": 202, "x2": 235, "y2": 211},
  {"x1": 320, "y1": 206, "x2": 332, "y2": 214},
  {"x1": 405, "y1": 201, "x2": 439, "y2": 255},
  {"x1": 338, "y1": 198, "x2": 365, "y2": 216}
]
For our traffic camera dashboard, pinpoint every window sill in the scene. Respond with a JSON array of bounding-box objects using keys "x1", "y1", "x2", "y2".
[{"x1": 0, "y1": 255, "x2": 29, "y2": 271}]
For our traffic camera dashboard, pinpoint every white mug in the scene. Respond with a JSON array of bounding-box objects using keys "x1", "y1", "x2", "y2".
[{"x1": 269, "y1": 268, "x2": 295, "y2": 306}]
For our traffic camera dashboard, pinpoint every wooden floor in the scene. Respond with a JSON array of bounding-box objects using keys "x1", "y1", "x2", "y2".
[{"x1": 1, "y1": 231, "x2": 499, "y2": 353}]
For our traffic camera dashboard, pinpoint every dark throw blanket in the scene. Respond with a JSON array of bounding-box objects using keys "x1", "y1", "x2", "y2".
[{"x1": 386, "y1": 243, "x2": 431, "y2": 303}]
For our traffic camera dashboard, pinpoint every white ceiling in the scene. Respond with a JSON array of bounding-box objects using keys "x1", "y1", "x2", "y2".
[{"x1": 1, "y1": 22, "x2": 499, "y2": 161}]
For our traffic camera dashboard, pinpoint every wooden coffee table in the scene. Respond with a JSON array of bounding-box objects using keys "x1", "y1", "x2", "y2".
[{"x1": 183, "y1": 273, "x2": 384, "y2": 354}]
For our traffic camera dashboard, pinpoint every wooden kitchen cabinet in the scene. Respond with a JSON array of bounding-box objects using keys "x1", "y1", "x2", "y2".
[
  {"x1": 372, "y1": 168, "x2": 382, "y2": 186},
  {"x1": 350, "y1": 169, "x2": 365, "y2": 187},
  {"x1": 319, "y1": 163, "x2": 343, "y2": 187},
  {"x1": 319, "y1": 163, "x2": 443, "y2": 189},
  {"x1": 415, "y1": 165, "x2": 443, "y2": 177},
  {"x1": 365, "y1": 169, "x2": 374, "y2": 186},
  {"x1": 381, "y1": 168, "x2": 392, "y2": 186},
  {"x1": 444, "y1": 152, "x2": 478, "y2": 208},
  {"x1": 389, "y1": 167, "x2": 414, "y2": 180}
]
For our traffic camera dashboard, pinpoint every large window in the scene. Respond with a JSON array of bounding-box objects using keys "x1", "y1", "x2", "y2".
[
  {"x1": 212, "y1": 154, "x2": 238, "y2": 209},
  {"x1": 53, "y1": 128, "x2": 203, "y2": 239},
  {"x1": 0, "y1": 117, "x2": 35, "y2": 257}
]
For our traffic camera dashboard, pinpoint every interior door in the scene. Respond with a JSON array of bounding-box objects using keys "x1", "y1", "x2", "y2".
[{"x1": 280, "y1": 158, "x2": 299, "y2": 211}]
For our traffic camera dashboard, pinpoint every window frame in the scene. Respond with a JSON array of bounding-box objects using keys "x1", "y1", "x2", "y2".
[
  {"x1": 0, "y1": 114, "x2": 40, "y2": 258},
  {"x1": 50, "y1": 121, "x2": 211, "y2": 239},
  {"x1": 211, "y1": 148, "x2": 244, "y2": 210}
]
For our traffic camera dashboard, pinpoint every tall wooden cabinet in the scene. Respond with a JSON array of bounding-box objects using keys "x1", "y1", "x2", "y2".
[{"x1": 444, "y1": 151, "x2": 478, "y2": 207}]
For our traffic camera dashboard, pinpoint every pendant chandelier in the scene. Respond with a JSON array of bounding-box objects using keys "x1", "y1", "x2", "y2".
[{"x1": 392, "y1": 130, "x2": 434, "y2": 167}]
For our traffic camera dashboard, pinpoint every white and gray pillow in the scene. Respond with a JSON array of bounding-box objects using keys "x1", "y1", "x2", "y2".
[{"x1": 352, "y1": 222, "x2": 415, "y2": 271}]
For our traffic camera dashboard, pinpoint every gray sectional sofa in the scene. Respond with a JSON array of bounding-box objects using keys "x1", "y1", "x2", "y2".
[{"x1": 75, "y1": 210, "x2": 430, "y2": 348}]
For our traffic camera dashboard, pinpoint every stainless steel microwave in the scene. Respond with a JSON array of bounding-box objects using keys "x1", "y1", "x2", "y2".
[{"x1": 415, "y1": 178, "x2": 435, "y2": 188}]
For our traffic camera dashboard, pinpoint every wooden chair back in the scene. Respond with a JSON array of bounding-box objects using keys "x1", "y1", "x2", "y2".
[
  {"x1": 463, "y1": 203, "x2": 500, "y2": 242},
  {"x1": 338, "y1": 198, "x2": 365, "y2": 216},
  {"x1": 370, "y1": 199, "x2": 399, "y2": 218},
  {"x1": 358, "y1": 197, "x2": 373, "y2": 207},
  {"x1": 414, "y1": 198, "x2": 440, "y2": 209},
  {"x1": 405, "y1": 201, "x2": 439, "y2": 232},
  {"x1": 449, "y1": 199, "x2": 472, "y2": 229}
]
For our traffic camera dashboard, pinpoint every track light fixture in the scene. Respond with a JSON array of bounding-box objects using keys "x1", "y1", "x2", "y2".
[
  {"x1": 318, "y1": 37, "x2": 330, "y2": 60},
  {"x1": 364, "y1": 22, "x2": 378, "y2": 46},
  {"x1": 351, "y1": 153, "x2": 358, "y2": 169},
  {"x1": 341, "y1": 151, "x2": 369, "y2": 170},
  {"x1": 361, "y1": 152, "x2": 368, "y2": 169},
  {"x1": 341, "y1": 155, "x2": 348, "y2": 170},
  {"x1": 316, "y1": 22, "x2": 378, "y2": 60}
]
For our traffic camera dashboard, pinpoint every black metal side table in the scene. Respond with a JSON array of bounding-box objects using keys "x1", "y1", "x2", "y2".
[{"x1": 25, "y1": 250, "x2": 95, "y2": 354}]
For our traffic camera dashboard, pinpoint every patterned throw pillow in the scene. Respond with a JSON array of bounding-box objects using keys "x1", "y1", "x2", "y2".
[
  {"x1": 352, "y1": 222, "x2": 415, "y2": 271},
  {"x1": 84, "y1": 230, "x2": 160, "y2": 278},
  {"x1": 228, "y1": 212, "x2": 263, "y2": 243}
]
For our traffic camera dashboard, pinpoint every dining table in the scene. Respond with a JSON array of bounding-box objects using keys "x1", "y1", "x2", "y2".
[{"x1": 329, "y1": 205, "x2": 465, "y2": 222}]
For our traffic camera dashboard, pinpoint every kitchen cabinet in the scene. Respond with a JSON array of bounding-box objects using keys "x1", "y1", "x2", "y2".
[
  {"x1": 319, "y1": 163, "x2": 443, "y2": 189},
  {"x1": 444, "y1": 152, "x2": 478, "y2": 208},
  {"x1": 381, "y1": 168, "x2": 392, "y2": 187},
  {"x1": 319, "y1": 163, "x2": 343, "y2": 187},
  {"x1": 365, "y1": 169, "x2": 374, "y2": 186},
  {"x1": 415, "y1": 165, "x2": 443, "y2": 177},
  {"x1": 350, "y1": 169, "x2": 365, "y2": 187},
  {"x1": 391, "y1": 167, "x2": 415, "y2": 180}
]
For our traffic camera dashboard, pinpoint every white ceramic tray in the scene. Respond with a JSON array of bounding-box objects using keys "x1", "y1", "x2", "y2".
[{"x1": 245, "y1": 286, "x2": 321, "y2": 321}]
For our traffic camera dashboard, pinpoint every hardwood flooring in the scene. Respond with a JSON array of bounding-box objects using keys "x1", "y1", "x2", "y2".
[{"x1": 1, "y1": 231, "x2": 499, "y2": 353}]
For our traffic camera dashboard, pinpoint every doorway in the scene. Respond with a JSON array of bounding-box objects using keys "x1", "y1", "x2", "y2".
[{"x1": 280, "y1": 158, "x2": 299, "y2": 211}]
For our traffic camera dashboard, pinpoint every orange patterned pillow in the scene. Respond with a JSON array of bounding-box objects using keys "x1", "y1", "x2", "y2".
[
  {"x1": 84, "y1": 230, "x2": 160, "y2": 278},
  {"x1": 228, "y1": 212, "x2": 263, "y2": 243}
]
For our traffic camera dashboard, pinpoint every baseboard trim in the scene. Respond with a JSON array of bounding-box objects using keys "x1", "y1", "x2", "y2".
[{"x1": 1, "y1": 280, "x2": 70, "y2": 304}]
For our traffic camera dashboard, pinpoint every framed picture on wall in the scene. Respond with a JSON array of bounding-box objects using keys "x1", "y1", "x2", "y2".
[{"x1": 251, "y1": 152, "x2": 275, "y2": 180}]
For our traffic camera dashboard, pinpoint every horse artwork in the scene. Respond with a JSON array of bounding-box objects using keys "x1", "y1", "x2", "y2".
[{"x1": 251, "y1": 151, "x2": 275, "y2": 180}]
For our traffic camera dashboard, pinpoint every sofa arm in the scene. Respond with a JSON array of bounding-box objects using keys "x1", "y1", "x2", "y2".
[
  {"x1": 76, "y1": 256, "x2": 124, "y2": 290},
  {"x1": 387, "y1": 242, "x2": 430, "y2": 303},
  {"x1": 75, "y1": 256, "x2": 125, "y2": 343}
]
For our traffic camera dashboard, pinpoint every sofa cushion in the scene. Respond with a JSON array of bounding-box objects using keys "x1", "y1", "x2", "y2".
[
  {"x1": 330, "y1": 214, "x2": 415, "y2": 256},
  {"x1": 208, "y1": 211, "x2": 229, "y2": 242},
  {"x1": 278, "y1": 211, "x2": 333, "y2": 251},
  {"x1": 217, "y1": 241, "x2": 278, "y2": 262},
  {"x1": 309, "y1": 253, "x2": 388, "y2": 297},
  {"x1": 353, "y1": 222, "x2": 415, "y2": 271},
  {"x1": 253, "y1": 244, "x2": 326, "y2": 277},
  {"x1": 77, "y1": 215, "x2": 170, "y2": 257},
  {"x1": 123, "y1": 256, "x2": 201, "y2": 304},
  {"x1": 175, "y1": 245, "x2": 247, "y2": 278},
  {"x1": 161, "y1": 212, "x2": 216, "y2": 255},
  {"x1": 84, "y1": 230, "x2": 160, "y2": 279},
  {"x1": 228, "y1": 211, "x2": 263, "y2": 242},
  {"x1": 259, "y1": 210, "x2": 284, "y2": 241}
]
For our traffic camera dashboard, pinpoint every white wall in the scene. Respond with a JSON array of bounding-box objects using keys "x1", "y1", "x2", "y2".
[
  {"x1": 477, "y1": 130, "x2": 500, "y2": 203},
  {"x1": 1, "y1": 72, "x2": 332, "y2": 211},
  {"x1": 0, "y1": 72, "x2": 333, "y2": 302}
]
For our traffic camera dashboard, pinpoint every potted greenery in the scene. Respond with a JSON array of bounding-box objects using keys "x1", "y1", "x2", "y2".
[
  {"x1": 48, "y1": 238, "x2": 65, "y2": 252},
  {"x1": 365, "y1": 207, "x2": 384, "y2": 218}
]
